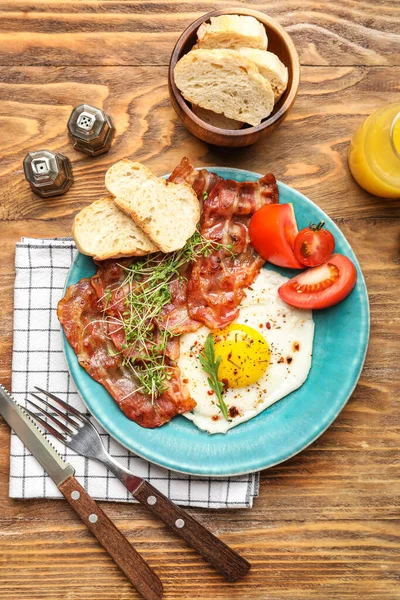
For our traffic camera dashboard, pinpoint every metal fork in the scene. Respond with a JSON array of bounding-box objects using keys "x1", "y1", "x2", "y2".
[
  {"x1": 26, "y1": 387, "x2": 251, "y2": 583},
  {"x1": 26, "y1": 387, "x2": 140, "y2": 485}
]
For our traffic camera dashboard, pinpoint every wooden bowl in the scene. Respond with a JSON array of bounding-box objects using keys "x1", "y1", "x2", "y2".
[{"x1": 168, "y1": 8, "x2": 300, "y2": 147}]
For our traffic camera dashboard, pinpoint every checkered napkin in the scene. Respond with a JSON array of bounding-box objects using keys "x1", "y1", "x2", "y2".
[{"x1": 9, "y1": 238, "x2": 259, "y2": 508}]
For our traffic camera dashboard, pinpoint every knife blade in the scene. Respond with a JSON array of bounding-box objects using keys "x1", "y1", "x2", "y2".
[
  {"x1": 0, "y1": 383, "x2": 74, "y2": 484},
  {"x1": 0, "y1": 384, "x2": 163, "y2": 600}
]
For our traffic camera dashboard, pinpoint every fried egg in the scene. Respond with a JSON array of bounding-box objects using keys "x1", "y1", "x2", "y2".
[{"x1": 178, "y1": 269, "x2": 315, "y2": 434}]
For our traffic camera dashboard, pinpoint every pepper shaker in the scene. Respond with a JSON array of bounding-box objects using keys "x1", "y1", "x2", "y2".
[
  {"x1": 23, "y1": 150, "x2": 73, "y2": 198},
  {"x1": 67, "y1": 104, "x2": 115, "y2": 156}
]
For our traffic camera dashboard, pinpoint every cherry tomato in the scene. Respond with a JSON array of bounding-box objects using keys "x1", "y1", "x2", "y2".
[
  {"x1": 249, "y1": 203, "x2": 304, "y2": 269},
  {"x1": 278, "y1": 254, "x2": 357, "y2": 309},
  {"x1": 294, "y1": 222, "x2": 335, "y2": 267}
]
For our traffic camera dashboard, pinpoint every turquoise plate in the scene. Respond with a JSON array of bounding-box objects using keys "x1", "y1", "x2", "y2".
[{"x1": 63, "y1": 168, "x2": 369, "y2": 476}]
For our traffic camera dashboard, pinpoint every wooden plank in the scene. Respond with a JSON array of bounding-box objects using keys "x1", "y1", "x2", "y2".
[
  {"x1": 0, "y1": 517, "x2": 398, "y2": 599},
  {"x1": 0, "y1": 66, "x2": 399, "y2": 224},
  {"x1": 0, "y1": 1, "x2": 399, "y2": 67}
]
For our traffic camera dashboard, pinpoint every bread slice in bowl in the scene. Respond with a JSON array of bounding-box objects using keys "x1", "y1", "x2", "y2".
[
  {"x1": 196, "y1": 15, "x2": 268, "y2": 50},
  {"x1": 174, "y1": 48, "x2": 274, "y2": 127},
  {"x1": 238, "y1": 48, "x2": 288, "y2": 102}
]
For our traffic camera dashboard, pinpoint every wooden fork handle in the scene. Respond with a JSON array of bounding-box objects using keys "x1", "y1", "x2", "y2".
[
  {"x1": 59, "y1": 476, "x2": 163, "y2": 600},
  {"x1": 133, "y1": 480, "x2": 251, "y2": 582}
]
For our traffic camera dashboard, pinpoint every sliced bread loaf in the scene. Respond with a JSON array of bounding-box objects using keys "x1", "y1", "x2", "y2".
[
  {"x1": 192, "y1": 104, "x2": 243, "y2": 129},
  {"x1": 174, "y1": 49, "x2": 274, "y2": 127},
  {"x1": 238, "y1": 48, "x2": 288, "y2": 101},
  {"x1": 196, "y1": 15, "x2": 268, "y2": 50},
  {"x1": 73, "y1": 196, "x2": 159, "y2": 260},
  {"x1": 105, "y1": 159, "x2": 154, "y2": 197},
  {"x1": 106, "y1": 160, "x2": 200, "y2": 253}
]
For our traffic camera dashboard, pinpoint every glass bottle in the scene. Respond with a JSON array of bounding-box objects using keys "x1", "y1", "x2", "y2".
[{"x1": 348, "y1": 103, "x2": 400, "y2": 198}]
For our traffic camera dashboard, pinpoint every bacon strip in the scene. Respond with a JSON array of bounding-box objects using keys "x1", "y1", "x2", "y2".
[
  {"x1": 57, "y1": 278, "x2": 195, "y2": 428},
  {"x1": 186, "y1": 174, "x2": 279, "y2": 329},
  {"x1": 168, "y1": 156, "x2": 222, "y2": 200},
  {"x1": 157, "y1": 266, "x2": 202, "y2": 337}
]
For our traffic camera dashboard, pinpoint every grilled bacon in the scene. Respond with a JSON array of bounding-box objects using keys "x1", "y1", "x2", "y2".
[
  {"x1": 57, "y1": 278, "x2": 195, "y2": 428},
  {"x1": 186, "y1": 173, "x2": 279, "y2": 329},
  {"x1": 168, "y1": 156, "x2": 222, "y2": 200}
]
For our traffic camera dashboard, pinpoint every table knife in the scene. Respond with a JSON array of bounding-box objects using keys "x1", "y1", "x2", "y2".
[{"x1": 0, "y1": 384, "x2": 163, "y2": 600}]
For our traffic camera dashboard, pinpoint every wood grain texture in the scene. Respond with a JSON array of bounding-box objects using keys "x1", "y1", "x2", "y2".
[
  {"x1": 0, "y1": 1, "x2": 399, "y2": 67},
  {"x1": 0, "y1": 65, "x2": 399, "y2": 222},
  {"x1": 0, "y1": 2, "x2": 399, "y2": 599}
]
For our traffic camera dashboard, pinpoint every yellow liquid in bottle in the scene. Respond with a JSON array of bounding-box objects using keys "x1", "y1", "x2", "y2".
[{"x1": 348, "y1": 103, "x2": 400, "y2": 198}]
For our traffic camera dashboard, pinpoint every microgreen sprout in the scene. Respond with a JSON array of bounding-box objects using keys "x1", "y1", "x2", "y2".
[{"x1": 102, "y1": 231, "x2": 234, "y2": 403}]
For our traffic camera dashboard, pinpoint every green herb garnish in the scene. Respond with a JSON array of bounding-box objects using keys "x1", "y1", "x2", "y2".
[
  {"x1": 202, "y1": 191, "x2": 208, "y2": 201},
  {"x1": 103, "y1": 232, "x2": 233, "y2": 403},
  {"x1": 309, "y1": 221, "x2": 325, "y2": 231},
  {"x1": 199, "y1": 334, "x2": 229, "y2": 421}
]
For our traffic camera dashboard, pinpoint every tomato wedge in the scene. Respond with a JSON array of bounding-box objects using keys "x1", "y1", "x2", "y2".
[
  {"x1": 278, "y1": 254, "x2": 357, "y2": 309},
  {"x1": 294, "y1": 222, "x2": 335, "y2": 267},
  {"x1": 249, "y1": 203, "x2": 304, "y2": 269}
]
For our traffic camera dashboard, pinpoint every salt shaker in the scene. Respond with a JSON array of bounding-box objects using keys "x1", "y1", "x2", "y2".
[
  {"x1": 67, "y1": 104, "x2": 115, "y2": 156},
  {"x1": 23, "y1": 150, "x2": 73, "y2": 197}
]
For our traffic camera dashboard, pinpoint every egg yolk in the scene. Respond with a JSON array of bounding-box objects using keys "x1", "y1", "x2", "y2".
[{"x1": 213, "y1": 324, "x2": 270, "y2": 388}]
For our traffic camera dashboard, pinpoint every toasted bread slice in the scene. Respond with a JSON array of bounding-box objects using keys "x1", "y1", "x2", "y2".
[
  {"x1": 238, "y1": 48, "x2": 288, "y2": 101},
  {"x1": 106, "y1": 160, "x2": 200, "y2": 253},
  {"x1": 192, "y1": 104, "x2": 243, "y2": 129},
  {"x1": 174, "y1": 49, "x2": 274, "y2": 127},
  {"x1": 73, "y1": 196, "x2": 159, "y2": 260},
  {"x1": 196, "y1": 15, "x2": 268, "y2": 50}
]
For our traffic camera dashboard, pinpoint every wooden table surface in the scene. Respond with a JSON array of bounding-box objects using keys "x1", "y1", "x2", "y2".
[{"x1": 0, "y1": 2, "x2": 399, "y2": 599}]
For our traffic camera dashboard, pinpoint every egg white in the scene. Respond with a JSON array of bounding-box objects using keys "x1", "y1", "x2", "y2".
[{"x1": 178, "y1": 269, "x2": 315, "y2": 434}]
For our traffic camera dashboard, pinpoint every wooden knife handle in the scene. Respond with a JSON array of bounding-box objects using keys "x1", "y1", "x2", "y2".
[
  {"x1": 133, "y1": 480, "x2": 251, "y2": 582},
  {"x1": 59, "y1": 476, "x2": 163, "y2": 600}
]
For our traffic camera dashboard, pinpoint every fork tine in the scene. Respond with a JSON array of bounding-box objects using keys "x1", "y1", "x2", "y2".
[
  {"x1": 30, "y1": 392, "x2": 81, "y2": 429},
  {"x1": 34, "y1": 387, "x2": 89, "y2": 423},
  {"x1": 26, "y1": 398, "x2": 75, "y2": 436},
  {"x1": 24, "y1": 407, "x2": 67, "y2": 443}
]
